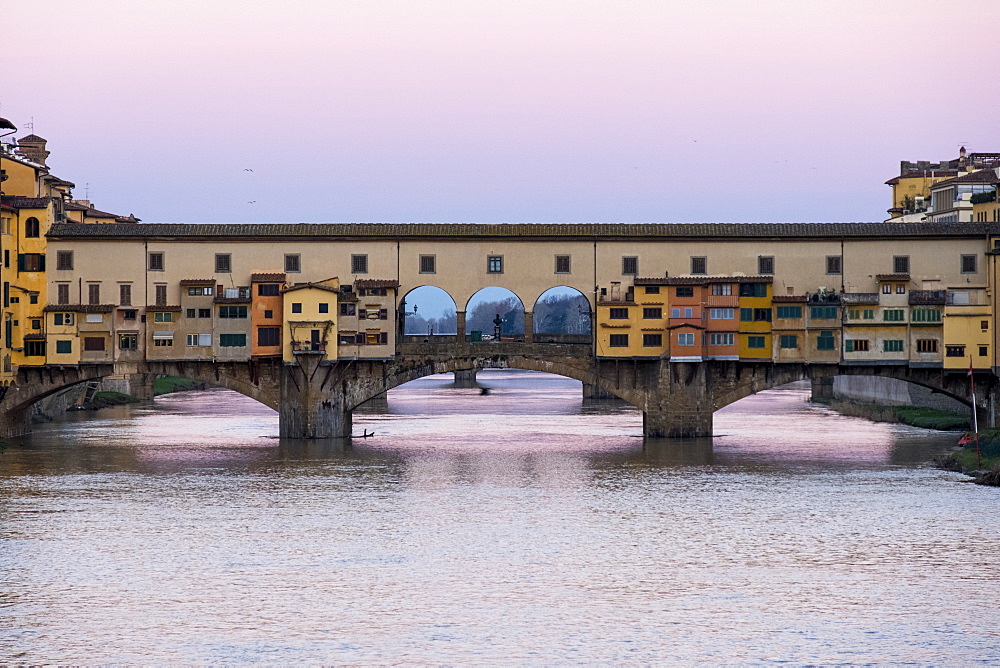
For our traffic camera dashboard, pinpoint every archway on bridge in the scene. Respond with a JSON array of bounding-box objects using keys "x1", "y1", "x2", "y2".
[
  {"x1": 465, "y1": 287, "x2": 525, "y2": 340},
  {"x1": 533, "y1": 286, "x2": 591, "y2": 340},
  {"x1": 400, "y1": 286, "x2": 458, "y2": 335}
]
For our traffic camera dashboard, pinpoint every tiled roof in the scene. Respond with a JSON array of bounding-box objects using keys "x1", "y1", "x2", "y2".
[
  {"x1": 662, "y1": 274, "x2": 773, "y2": 285},
  {"x1": 772, "y1": 295, "x2": 807, "y2": 302},
  {"x1": 148, "y1": 305, "x2": 182, "y2": 312},
  {"x1": 931, "y1": 168, "x2": 1000, "y2": 188},
  {"x1": 42, "y1": 304, "x2": 116, "y2": 313},
  {"x1": 355, "y1": 279, "x2": 399, "y2": 289},
  {"x1": 47, "y1": 221, "x2": 1000, "y2": 241},
  {"x1": 2, "y1": 196, "x2": 51, "y2": 209},
  {"x1": 179, "y1": 278, "x2": 216, "y2": 285},
  {"x1": 282, "y1": 283, "x2": 339, "y2": 295},
  {"x1": 63, "y1": 201, "x2": 89, "y2": 211},
  {"x1": 841, "y1": 293, "x2": 880, "y2": 305},
  {"x1": 909, "y1": 290, "x2": 948, "y2": 305},
  {"x1": 633, "y1": 276, "x2": 671, "y2": 285},
  {"x1": 83, "y1": 208, "x2": 119, "y2": 219},
  {"x1": 251, "y1": 273, "x2": 286, "y2": 282},
  {"x1": 23, "y1": 333, "x2": 46, "y2": 340},
  {"x1": 214, "y1": 296, "x2": 251, "y2": 304},
  {"x1": 876, "y1": 273, "x2": 910, "y2": 281},
  {"x1": 18, "y1": 134, "x2": 47, "y2": 143}
]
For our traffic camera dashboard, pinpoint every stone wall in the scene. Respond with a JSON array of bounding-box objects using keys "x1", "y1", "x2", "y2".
[{"x1": 832, "y1": 375, "x2": 967, "y2": 413}]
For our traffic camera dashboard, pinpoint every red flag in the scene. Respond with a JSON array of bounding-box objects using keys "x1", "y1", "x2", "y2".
[{"x1": 958, "y1": 433, "x2": 974, "y2": 446}]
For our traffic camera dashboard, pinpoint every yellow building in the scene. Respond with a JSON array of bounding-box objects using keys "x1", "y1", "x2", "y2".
[
  {"x1": 972, "y1": 187, "x2": 998, "y2": 223},
  {"x1": 1, "y1": 132, "x2": 136, "y2": 379},
  {"x1": 594, "y1": 278, "x2": 670, "y2": 358},
  {"x1": 281, "y1": 279, "x2": 339, "y2": 363},
  {"x1": 943, "y1": 287, "x2": 992, "y2": 372},
  {"x1": 737, "y1": 279, "x2": 773, "y2": 359}
]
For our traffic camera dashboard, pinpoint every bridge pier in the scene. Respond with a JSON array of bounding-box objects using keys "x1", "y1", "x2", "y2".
[
  {"x1": 810, "y1": 375, "x2": 835, "y2": 402},
  {"x1": 642, "y1": 361, "x2": 713, "y2": 438},
  {"x1": 0, "y1": 405, "x2": 32, "y2": 439},
  {"x1": 279, "y1": 356, "x2": 352, "y2": 438},
  {"x1": 452, "y1": 369, "x2": 478, "y2": 388},
  {"x1": 523, "y1": 311, "x2": 533, "y2": 343}
]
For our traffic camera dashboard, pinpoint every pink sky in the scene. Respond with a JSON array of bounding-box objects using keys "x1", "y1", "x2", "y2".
[{"x1": 2, "y1": 0, "x2": 998, "y2": 223}]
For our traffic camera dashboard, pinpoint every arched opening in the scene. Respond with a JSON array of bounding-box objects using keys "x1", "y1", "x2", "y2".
[
  {"x1": 533, "y1": 286, "x2": 591, "y2": 341},
  {"x1": 465, "y1": 287, "x2": 525, "y2": 340},
  {"x1": 400, "y1": 286, "x2": 457, "y2": 336},
  {"x1": 24, "y1": 217, "x2": 40, "y2": 238}
]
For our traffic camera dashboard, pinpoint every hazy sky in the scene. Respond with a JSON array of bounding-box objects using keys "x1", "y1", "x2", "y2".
[{"x1": 2, "y1": 0, "x2": 998, "y2": 223}]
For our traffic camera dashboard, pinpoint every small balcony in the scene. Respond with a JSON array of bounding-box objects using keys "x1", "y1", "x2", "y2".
[{"x1": 291, "y1": 340, "x2": 327, "y2": 354}]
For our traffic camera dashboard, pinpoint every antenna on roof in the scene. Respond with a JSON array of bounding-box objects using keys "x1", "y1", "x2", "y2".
[
  {"x1": 84, "y1": 183, "x2": 91, "y2": 199},
  {"x1": 25, "y1": 117, "x2": 34, "y2": 133}
]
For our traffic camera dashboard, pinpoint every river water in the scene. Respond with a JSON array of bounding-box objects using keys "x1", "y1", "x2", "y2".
[{"x1": 1, "y1": 371, "x2": 998, "y2": 664}]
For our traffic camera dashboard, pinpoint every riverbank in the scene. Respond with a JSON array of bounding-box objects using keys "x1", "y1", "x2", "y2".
[
  {"x1": 813, "y1": 396, "x2": 970, "y2": 431},
  {"x1": 153, "y1": 376, "x2": 207, "y2": 396},
  {"x1": 71, "y1": 376, "x2": 208, "y2": 411}
]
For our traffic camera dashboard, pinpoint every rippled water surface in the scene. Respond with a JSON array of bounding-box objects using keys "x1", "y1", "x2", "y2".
[{"x1": 2, "y1": 371, "x2": 998, "y2": 664}]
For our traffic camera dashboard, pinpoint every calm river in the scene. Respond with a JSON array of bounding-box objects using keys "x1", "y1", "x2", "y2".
[{"x1": 1, "y1": 371, "x2": 998, "y2": 664}]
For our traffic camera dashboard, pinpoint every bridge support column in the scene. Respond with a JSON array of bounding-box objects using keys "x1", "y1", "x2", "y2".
[
  {"x1": 523, "y1": 311, "x2": 533, "y2": 343},
  {"x1": 0, "y1": 405, "x2": 32, "y2": 439},
  {"x1": 453, "y1": 369, "x2": 478, "y2": 388},
  {"x1": 643, "y1": 361, "x2": 713, "y2": 438},
  {"x1": 810, "y1": 375, "x2": 835, "y2": 402},
  {"x1": 583, "y1": 382, "x2": 618, "y2": 400},
  {"x1": 128, "y1": 373, "x2": 155, "y2": 402},
  {"x1": 456, "y1": 310, "x2": 468, "y2": 352},
  {"x1": 279, "y1": 356, "x2": 351, "y2": 438}
]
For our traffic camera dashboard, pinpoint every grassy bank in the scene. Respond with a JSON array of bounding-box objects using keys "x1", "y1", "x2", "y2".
[
  {"x1": 814, "y1": 396, "x2": 970, "y2": 431},
  {"x1": 153, "y1": 376, "x2": 207, "y2": 396}
]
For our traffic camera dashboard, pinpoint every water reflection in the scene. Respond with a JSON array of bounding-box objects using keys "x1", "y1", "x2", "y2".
[{"x1": 1, "y1": 371, "x2": 996, "y2": 665}]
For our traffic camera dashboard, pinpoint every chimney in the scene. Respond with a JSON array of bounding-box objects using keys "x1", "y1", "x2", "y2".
[{"x1": 17, "y1": 134, "x2": 49, "y2": 166}]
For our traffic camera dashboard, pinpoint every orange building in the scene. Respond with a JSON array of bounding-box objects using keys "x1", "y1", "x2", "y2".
[
  {"x1": 250, "y1": 273, "x2": 284, "y2": 357},
  {"x1": 665, "y1": 278, "x2": 706, "y2": 361},
  {"x1": 704, "y1": 278, "x2": 740, "y2": 360}
]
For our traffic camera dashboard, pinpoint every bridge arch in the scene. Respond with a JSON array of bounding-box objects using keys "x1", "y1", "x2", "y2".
[
  {"x1": 399, "y1": 285, "x2": 459, "y2": 335},
  {"x1": 532, "y1": 286, "x2": 592, "y2": 336},
  {"x1": 465, "y1": 287, "x2": 526, "y2": 337},
  {"x1": 345, "y1": 355, "x2": 644, "y2": 414}
]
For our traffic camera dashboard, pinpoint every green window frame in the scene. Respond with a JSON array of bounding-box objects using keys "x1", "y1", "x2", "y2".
[
  {"x1": 219, "y1": 305, "x2": 248, "y2": 319},
  {"x1": 883, "y1": 339, "x2": 904, "y2": 352},
  {"x1": 740, "y1": 308, "x2": 753, "y2": 322},
  {"x1": 738, "y1": 283, "x2": 767, "y2": 297},
  {"x1": 779, "y1": 334, "x2": 798, "y2": 349},
  {"x1": 776, "y1": 306, "x2": 802, "y2": 319},
  {"x1": 911, "y1": 308, "x2": 942, "y2": 323},
  {"x1": 55, "y1": 340, "x2": 72, "y2": 354},
  {"x1": 153, "y1": 312, "x2": 172, "y2": 323},
  {"x1": 816, "y1": 331, "x2": 835, "y2": 350},
  {"x1": 747, "y1": 336, "x2": 766, "y2": 349},
  {"x1": 883, "y1": 309, "x2": 905, "y2": 322},
  {"x1": 810, "y1": 306, "x2": 837, "y2": 319},
  {"x1": 219, "y1": 333, "x2": 247, "y2": 347}
]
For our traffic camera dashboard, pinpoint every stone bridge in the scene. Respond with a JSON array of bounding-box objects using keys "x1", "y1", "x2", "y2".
[{"x1": 0, "y1": 341, "x2": 993, "y2": 439}]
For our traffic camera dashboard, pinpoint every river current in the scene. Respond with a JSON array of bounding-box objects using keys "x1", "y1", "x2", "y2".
[{"x1": 1, "y1": 371, "x2": 998, "y2": 664}]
